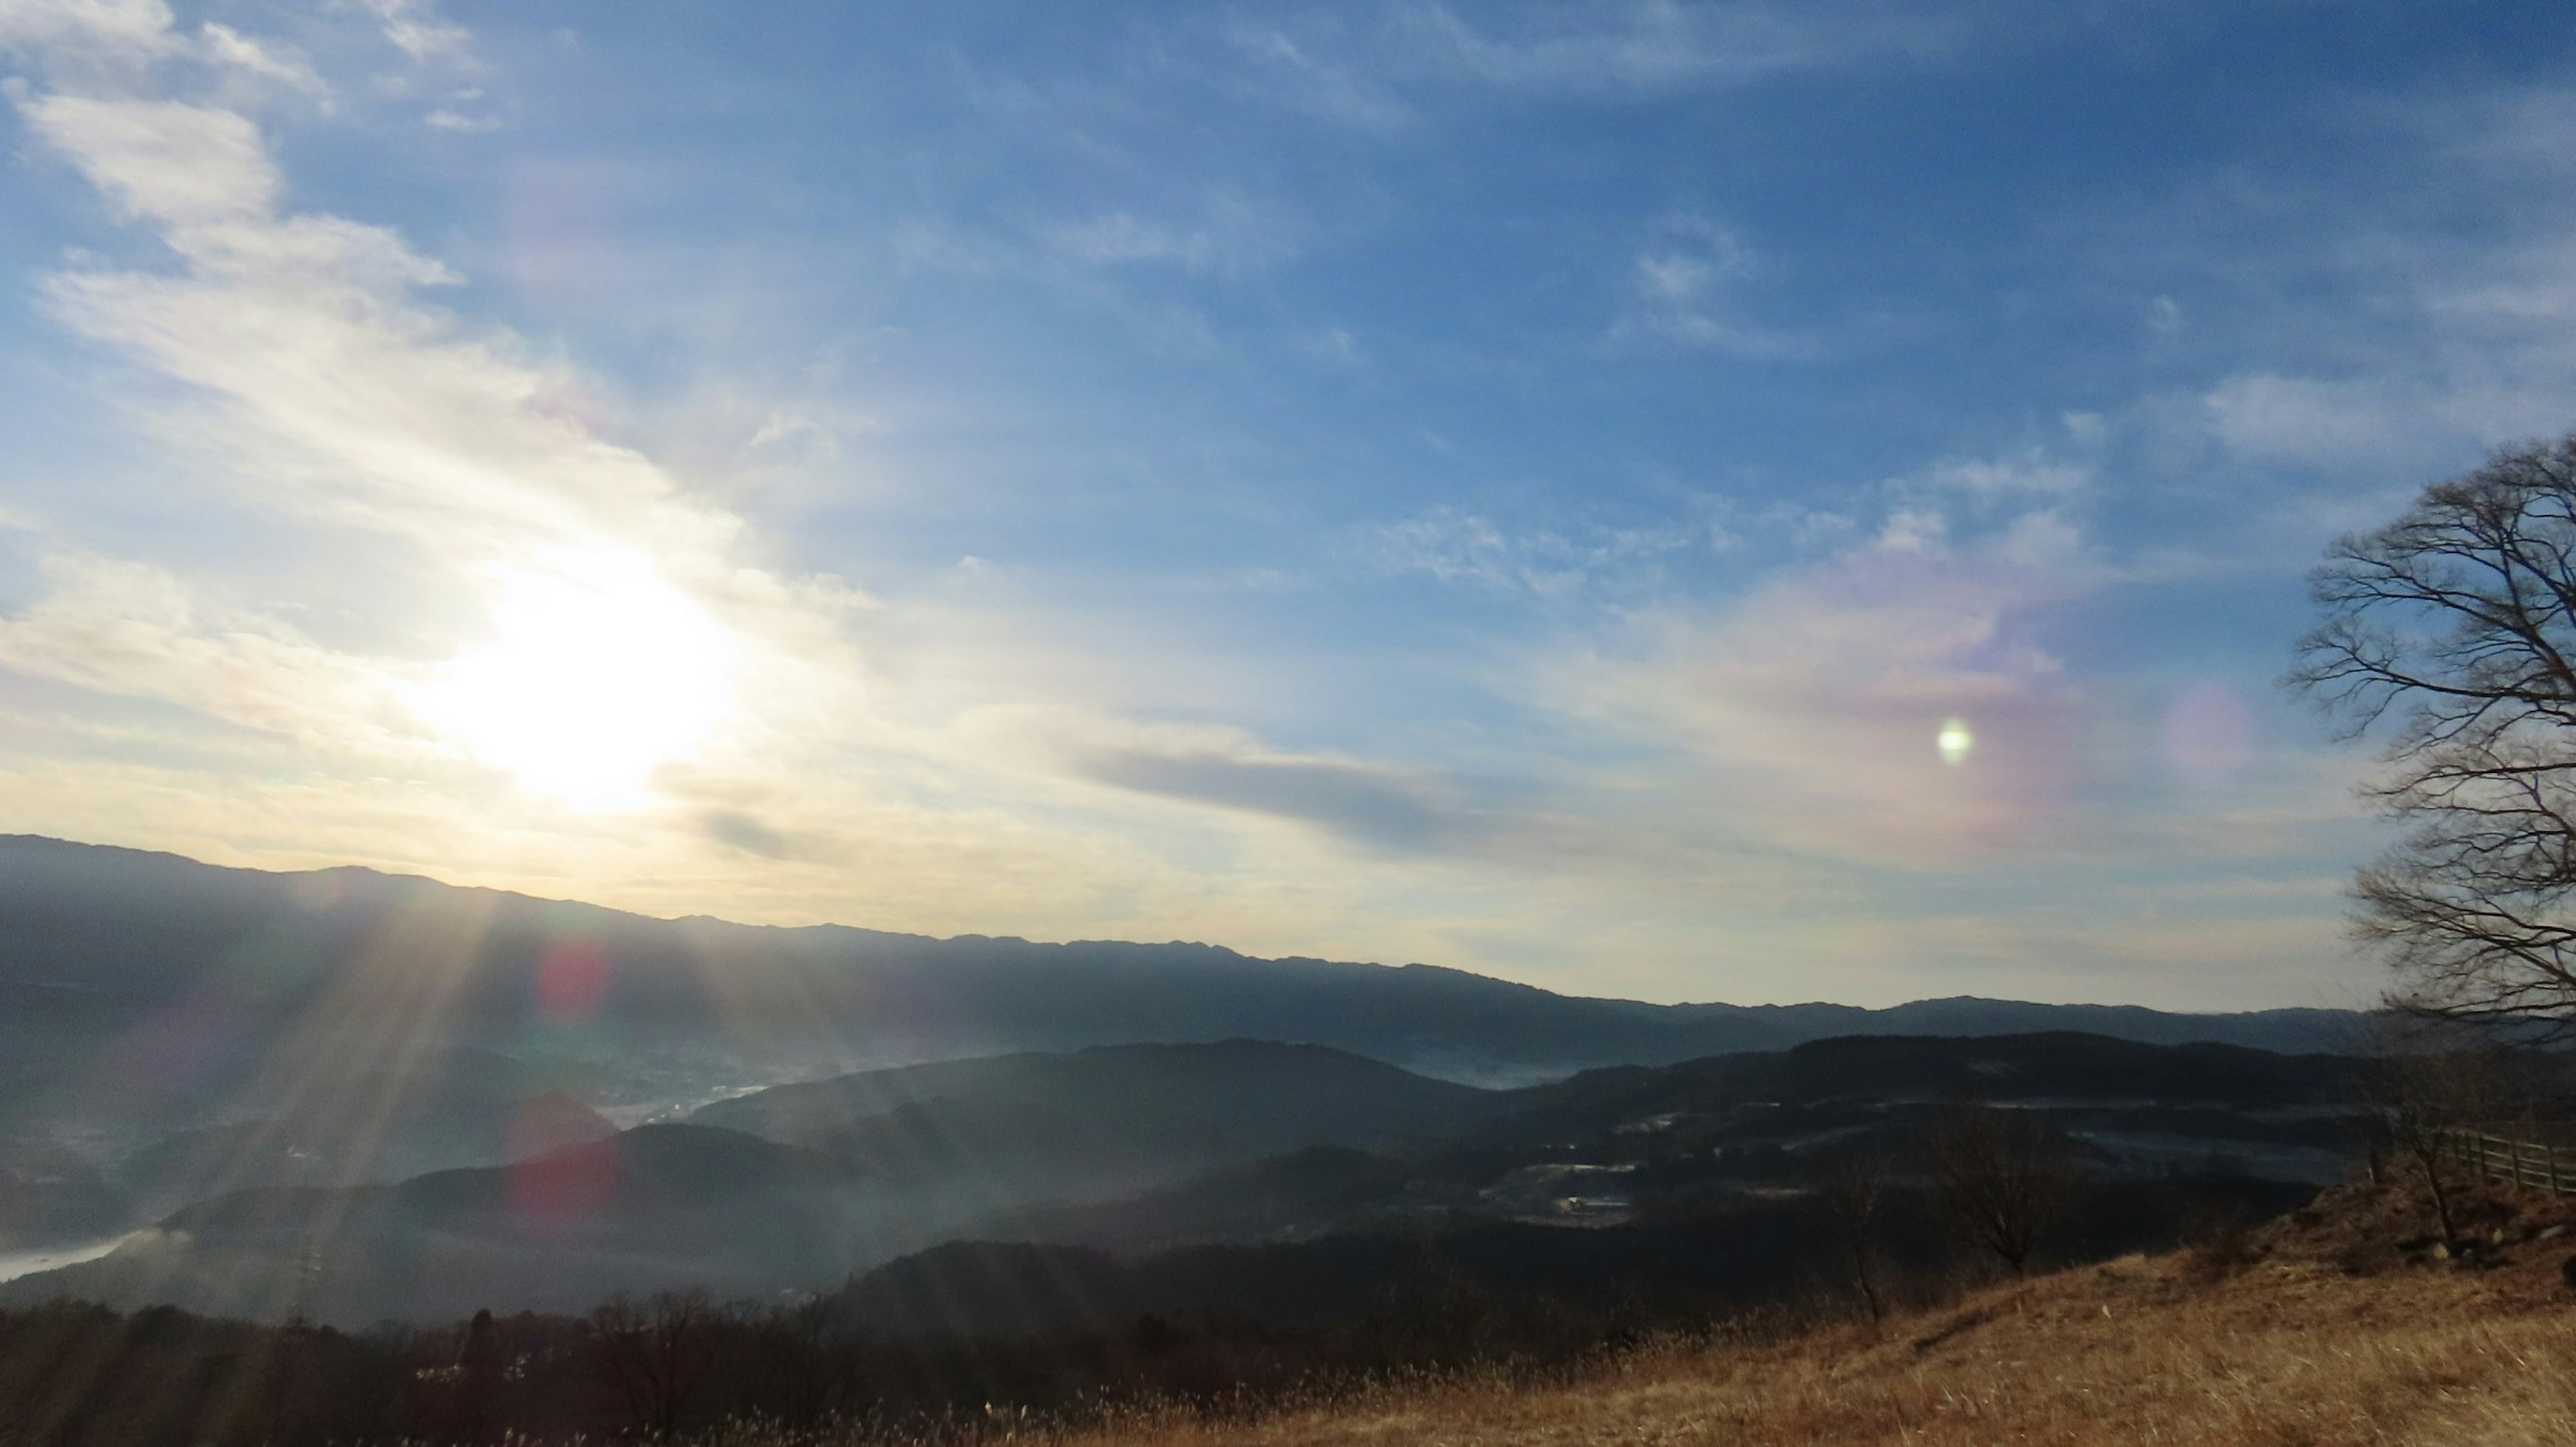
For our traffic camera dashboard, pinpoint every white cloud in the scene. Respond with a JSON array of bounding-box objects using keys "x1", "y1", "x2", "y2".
[
  {"x1": 1046, "y1": 213, "x2": 1212, "y2": 267},
  {"x1": 1388, "y1": 0, "x2": 1960, "y2": 96},
  {"x1": 1362, "y1": 504, "x2": 1697, "y2": 596},
  {"x1": 1210, "y1": 1, "x2": 1968, "y2": 133},
  {"x1": 1040, "y1": 193, "x2": 1299, "y2": 275},
  {"x1": 0, "y1": 0, "x2": 180, "y2": 66},
  {"x1": 0, "y1": 549, "x2": 418, "y2": 754},
  {"x1": 351, "y1": 0, "x2": 471, "y2": 64},
  {"x1": 1613, "y1": 216, "x2": 1809, "y2": 356},
  {"x1": 423, "y1": 107, "x2": 501, "y2": 132},
  {"x1": 2182, "y1": 82, "x2": 2576, "y2": 474},
  {"x1": 2200, "y1": 373, "x2": 2408, "y2": 466},
  {"x1": 29, "y1": 94, "x2": 278, "y2": 224},
  {"x1": 199, "y1": 22, "x2": 327, "y2": 101},
  {"x1": 1221, "y1": 19, "x2": 1412, "y2": 128},
  {"x1": 1919, "y1": 450, "x2": 2088, "y2": 501}
]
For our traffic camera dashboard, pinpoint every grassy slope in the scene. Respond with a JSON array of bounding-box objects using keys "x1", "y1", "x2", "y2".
[{"x1": 1023, "y1": 1177, "x2": 2576, "y2": 1447}]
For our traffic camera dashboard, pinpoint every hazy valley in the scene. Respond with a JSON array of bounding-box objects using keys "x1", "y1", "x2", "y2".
[{"x1": 0, "y1": 837, "x2": 2374, "y2": 1340}]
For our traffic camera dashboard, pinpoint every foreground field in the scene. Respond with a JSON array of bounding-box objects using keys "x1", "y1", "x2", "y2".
[{"x1": 973, "y1": 1177, "x2": 2576, "y2": 1447}]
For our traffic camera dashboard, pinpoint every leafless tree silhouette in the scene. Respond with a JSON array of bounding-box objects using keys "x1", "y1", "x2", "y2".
[
  {"x1": 2352, "y1": 1012, "x2": 2516, "y2": 1240},
  {"x1": 1818, "y1": 1153, "x2": 1892, "y2": 1323},
  {"x1": 1928, "y1": 1106, "x2": 2072, "y2": 1277},
  {"x1": 2295, "y1": 431, "x2": 2576, "y2": 1029},
  {"x1": 587, "y1": 1289, "x2": 721, "y2": 1438}
]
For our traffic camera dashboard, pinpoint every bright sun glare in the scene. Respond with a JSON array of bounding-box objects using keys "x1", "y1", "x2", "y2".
[{"x1": 415, "y1": 549, "x2": 737, "y2": 809}]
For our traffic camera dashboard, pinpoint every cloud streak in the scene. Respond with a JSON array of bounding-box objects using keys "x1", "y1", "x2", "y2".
[{"x1": 1216, "y1": 0, "x2": 1970, "y2": 125}]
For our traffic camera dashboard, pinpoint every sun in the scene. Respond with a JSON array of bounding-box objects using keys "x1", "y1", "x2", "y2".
[{"x1": 415, "y1": 548, "x2": 737, "y2": 808}]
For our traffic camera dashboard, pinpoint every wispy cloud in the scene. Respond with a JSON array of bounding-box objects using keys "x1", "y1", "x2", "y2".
[
  {"x1": 351, "y1": 0, "x2": 472, "y2": 66},
  {"x1": 1611, "y1": 216, "x2": 1811, "y2": 356},
  {"x1": 423, "y1": 106, "x2": 502, "y2": 133},
  {"x1": 1214, "y1": 0, "x2": 1968, "y2": 125},
  {"x1": 0, "y1": 547, "x2": 416, "y2": 754},
  {"x1": 0, "y1": 0, "x2": 184, "y2": 69},
  {"x1": 197, "y1": 21, "x2": 327, "y2": 102},
  {"x1": 1387, "y1": 0, "x2": 1961, "y2": 96},
  {"x1": 1039, "y1": 193, "x2": 1300, "y2": 274},
  {"x1": 1360, "y1": 505, "x2": 1702, "y2": 596},
  {"x1": 1057, "y1": 718, "x2": 1459, "y2": 851},
  {"x1": 2172, "y1": 84, "x2": 2576, "y2": 474}
]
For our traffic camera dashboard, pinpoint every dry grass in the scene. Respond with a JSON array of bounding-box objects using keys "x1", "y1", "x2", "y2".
[
  {"x1": 910, "y1": 1179, "x2": 2576, "y2": 1447},
  {"x1": 1080, "y1": 1266, "x2": 2576, "y2": 1446}
]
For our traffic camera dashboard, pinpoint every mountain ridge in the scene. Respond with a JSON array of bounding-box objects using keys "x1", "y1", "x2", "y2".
[{"x1": 0, "y1": 835, "x2": 2361, "y2": 1101}]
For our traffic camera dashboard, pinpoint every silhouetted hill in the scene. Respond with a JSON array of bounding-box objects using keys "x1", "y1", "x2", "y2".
[
  {"x1": 113, "y1": 1077, "x2": 616, "y2": 1219},
  {"x1": 820, "y1": 1223, "x2": 1835, "y2": 1339},
  {"x1": 0, "y1": 1138, "x2": 128, "y2": 1252},
  {"x1": 966, "y1": 1032, "x2": 2373, "y2": 1256},
  {"x1": 1485, "y1": 1031, "x2": 2361, "y2": 1145},
  {"x1": 971, "y1": 1144, "x2": 1417, "y2": 1254},
  {"x1": 824, "y1": 1169, "x2": 2316, "y2": 1340},
  {"x1": 696, "y1": 1040, "x2": 1493, "y2": 1195}
]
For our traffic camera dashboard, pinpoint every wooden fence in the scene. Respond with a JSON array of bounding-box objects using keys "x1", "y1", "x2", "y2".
[{"x1": 2440, "y1": 1130, "x2": 2576, "y2": 1195}]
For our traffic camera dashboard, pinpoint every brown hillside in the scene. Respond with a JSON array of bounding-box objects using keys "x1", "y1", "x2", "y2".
[{"x1": 1006, "y1": 1176, "x2": 2576, "y2": 1447}]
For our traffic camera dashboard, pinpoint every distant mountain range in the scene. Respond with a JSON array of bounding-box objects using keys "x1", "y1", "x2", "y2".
[{"x1": 0, "y1": 835, "x2": 2364, "y2": 1110}]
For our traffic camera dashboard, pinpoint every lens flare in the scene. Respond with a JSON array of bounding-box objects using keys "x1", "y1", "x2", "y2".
[
  {"x1": 1936, "y1": 718, "x2": 1975, "y2": 765},
  {"x1": 2162, "y1": 680, "x2": 2255, "y2": 789},
  {"x1": 535, "y1": 941, "x2": 610, "y2": 1022}
]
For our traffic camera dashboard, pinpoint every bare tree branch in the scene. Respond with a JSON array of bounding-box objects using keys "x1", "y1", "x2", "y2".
[{"x1": 2294, "y1": 432, "x2": 2576, "y2": 1030}]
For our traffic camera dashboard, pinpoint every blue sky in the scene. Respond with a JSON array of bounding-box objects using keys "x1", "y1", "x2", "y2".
[{"x1": 4, "y1": 0, "x2": 2575, "y2": 1009}]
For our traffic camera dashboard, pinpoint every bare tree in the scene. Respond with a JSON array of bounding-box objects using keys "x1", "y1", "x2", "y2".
[
  {"x1": 1927, "y1": 1106, "x2": 2072, "y2": 1277},
  {"x1": 2293, "y1": 432, "x2": 2576, "y2": 1028},
  {"x1": 1817, "y1": 1154, "x2": 1892, "y2": 1324},
  {"x1": 455, "y1": 1307, "x2": 502, "y2": 1445},
  {"x1": 587, "y1": 1289, "x2": 721, "y2": 1438},
  {"x1": 747, "y1": 1301, "x2": 846, "y2": 1428},
  {"x1": 2354, "y1": 1011, "x2": 2514, "y2": 1240}
]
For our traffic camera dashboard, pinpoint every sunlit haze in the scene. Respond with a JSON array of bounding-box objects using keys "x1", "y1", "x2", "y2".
[
  {"x1": 5, "y1": 0, "x2": 2573, "y2": 1008},
  {"x1": 415, "y1": 549, "x2": 739, "y2": 808}
]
